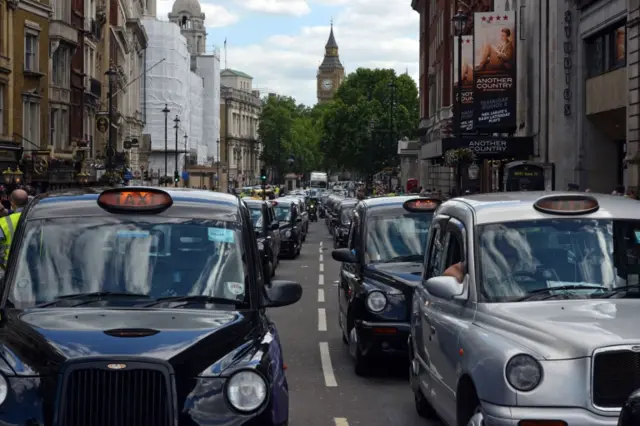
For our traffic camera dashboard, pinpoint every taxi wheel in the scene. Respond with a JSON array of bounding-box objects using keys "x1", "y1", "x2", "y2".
[
  {"x1": 265, "y1": 261, "x2": 273, "y2": 280},
  {"x1": 349, "y1": 326, "x2": 371, "y2": 376},
  {"x1": 338, "y1": 312, "x2": 348, "y2": 344},
  {"x1": 414, "y1": 387, "x2": 438, "y2": 419}
]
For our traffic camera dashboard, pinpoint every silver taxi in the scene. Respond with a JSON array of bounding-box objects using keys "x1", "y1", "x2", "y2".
[{"x1": 409, "y1": 191, "x2": 640, "y2": 426}]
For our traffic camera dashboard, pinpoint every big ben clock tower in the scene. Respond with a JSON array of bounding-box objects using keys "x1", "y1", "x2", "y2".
[{"x1": 317, "y1": 22, "x2": 345, "y2": 104}]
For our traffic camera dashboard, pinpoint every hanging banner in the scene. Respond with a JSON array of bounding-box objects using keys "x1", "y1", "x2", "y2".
[
  {"x1": 453, "y1": 35, "x2": 475, "y2": 132},
  {"x1": 473, "y1": 11, "x2": 517, "y2": 131}
]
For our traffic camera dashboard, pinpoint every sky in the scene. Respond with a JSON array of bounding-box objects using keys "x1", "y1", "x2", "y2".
[{"x1": 155, "y1": 0, "x2": 420, "y2": 106}]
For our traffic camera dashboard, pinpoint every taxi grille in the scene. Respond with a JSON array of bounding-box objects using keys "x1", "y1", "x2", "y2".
[
  {"x1": 57, "y1": 364, "x2": 173, "y2": 426},
  {"x1": 593, "y1": 349, "x2": 640, "y2": 408}
]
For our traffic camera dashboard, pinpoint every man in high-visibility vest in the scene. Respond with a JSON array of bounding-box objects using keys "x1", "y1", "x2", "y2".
[{"x1": 0, "y1": 189, "x2": 28, "y2": 268}]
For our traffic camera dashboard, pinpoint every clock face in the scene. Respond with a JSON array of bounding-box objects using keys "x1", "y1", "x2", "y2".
[{"x1": 322, "y1": 79, "x2": 333, "y2": 90}]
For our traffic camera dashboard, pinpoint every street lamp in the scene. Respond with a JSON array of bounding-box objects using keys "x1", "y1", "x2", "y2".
[
  {"x1": 216, "y1": 138, "x2": 220, "y2": 190},
  {"x1": 162, "y1": 104, "x2": 170, "y2": 185},
  {"x1": 105, "y1": 67, "x2": 118, "y2": 172},
  {"x1": 2, "y1": 167, "x2": 23, "y2": 185},
  {"x1": 183, "y1": 134, "x2": 188, "y2": 172},
  {"x1": 76, "y1": 171, "x2": 90, "y2": 185},
  {"x1": 367, "y1": 118, "x2": 376, "y2": 195},
  {"x1": 452, "y1": 9, "x2": 468, "y2": 194},
  {"x1": 388, "y1": 79, "x2": 396, "y2": 193},
  {"x1": 173, "y1": 115, "x2": 180, "y2": 187}
]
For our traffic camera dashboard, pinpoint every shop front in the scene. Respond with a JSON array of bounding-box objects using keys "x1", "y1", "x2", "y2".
[{"x1": 425, "y1": 136, "x2": 536, "y2": 193}]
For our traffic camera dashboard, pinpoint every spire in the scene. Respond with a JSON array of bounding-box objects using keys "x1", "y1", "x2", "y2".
[{"x1": 325, "y1": 20, "x2": 338, "y2": 49}]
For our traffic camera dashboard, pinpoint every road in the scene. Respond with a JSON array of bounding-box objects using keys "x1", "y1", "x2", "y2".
[{"x1": 268, "y1": 221, "x2": 440, "y2": 426}]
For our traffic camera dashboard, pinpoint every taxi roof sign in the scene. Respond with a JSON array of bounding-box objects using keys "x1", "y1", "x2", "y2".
[
  {"x1": 98, "y1": 188, "x2": 173, "y2": 213},
  {"x1": 403, "y1": 198, "x2": 440, "y2": 212},
  {"x1": 533, "y1": 194, "x2": 599, "y2": 215}
]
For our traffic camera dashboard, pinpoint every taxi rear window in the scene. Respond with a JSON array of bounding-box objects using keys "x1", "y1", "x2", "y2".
[{"x1": 10, "y1": 217, "x2": 248, "y2": 308}]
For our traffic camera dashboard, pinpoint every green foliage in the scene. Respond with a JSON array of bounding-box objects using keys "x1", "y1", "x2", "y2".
[
  {"x1": 258, "y1": 96, "x2": 324, "y2": 176},
  {"x1": 321, "y1": 68, "x2": 419, "y2": 174}
]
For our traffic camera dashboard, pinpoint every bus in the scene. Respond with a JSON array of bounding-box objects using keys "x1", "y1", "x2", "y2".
[{"x1": 309, "y1": 172, "x2": 328, "y2": 190}]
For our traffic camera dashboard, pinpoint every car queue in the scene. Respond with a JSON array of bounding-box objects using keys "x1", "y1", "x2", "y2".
[{"x1": 328, "y1": 191, "x2": 640, "y2": 426}]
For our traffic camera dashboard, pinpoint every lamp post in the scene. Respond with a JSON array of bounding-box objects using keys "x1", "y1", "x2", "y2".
[
  {"x1": 183, "y1": 134, "x2": 188, "y2": 171},
  {"x1": 388, "y1": 79, "x2": 396, "y2": 193},
  {"x1": 173, "y1": 115, "x2": 180, "y2": 187},
  {"x1": 2, "y1": 167, "x2": 23, "y2": 187},
  {"x1": 216, "y1": 138, "x2": 220, "y2": 190},
  {"x1": 233, "y1": 146, "x2": 242, "y2": 187},
  {"x1": 367, "y1": 118, "x2": 376, "y2": 195},
  {"x1": 162, "y1": 104, "x2": 170, "y2": 185},
  {"x1": 105, "y1": 67, "x2": 118, "y2": 173},
  {"x1": 452, "y1": 9, "x2": 469, "y2": 194}
]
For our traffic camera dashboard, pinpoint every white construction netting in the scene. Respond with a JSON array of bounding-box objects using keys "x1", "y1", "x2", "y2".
[{"x1": 196, "y1": 55, "x2": 221, "y2": 163}]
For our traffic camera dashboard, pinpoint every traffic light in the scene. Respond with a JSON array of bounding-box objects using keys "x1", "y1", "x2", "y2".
[
  {"x1": 260, "y1": 168, "x2": 267, "y2": 181},
  {"x1": 143, "y1": 171, "x2": 149, "y2": 180},
  {"x1": 174, "y1": 171, "x2": 180, "y2": 183}
]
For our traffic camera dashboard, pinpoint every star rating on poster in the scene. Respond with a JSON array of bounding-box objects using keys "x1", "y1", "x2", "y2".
[{"x1": 480, "y1": 15, "x2": 510, "y2": 22}]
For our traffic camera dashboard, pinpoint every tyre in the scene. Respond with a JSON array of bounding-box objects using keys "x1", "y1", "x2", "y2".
[
  {"x1": 264, "y1": 261, "x2": 273, "y2": 282},
  {"x1": 414, "y1": 387, "x2": 438, "y2": 419},
  {"x1": 349, "y1": 326, "x2": 371, "y2": 376}
]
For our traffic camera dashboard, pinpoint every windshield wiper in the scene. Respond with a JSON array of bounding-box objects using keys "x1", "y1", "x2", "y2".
[
  {"x1": 516, "y1": 285, "x2": 603, "y2": 301},
  {"x1": 140, "y1": 295, "x2": 240, "y2": 308},
  {"x1": 35, "y1": 292, "x2": 152, "y2": 308},
  {"x1": 601, "y1": 284, "x2": 640, "y2": 298},
  {"x1": 382, "y1": 254, "x2": 423, "y2": 263}
]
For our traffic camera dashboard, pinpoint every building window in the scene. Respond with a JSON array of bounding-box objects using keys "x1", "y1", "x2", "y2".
[
  {"x1": 50, "y1": 107, "x2": 69, "y2": 150},
  {"x1": 586, "y1": 22, "x2": 626, "y2": 77},
  {"x1": 24, "y1": 32, "x2": 38, "y2": 72},
  {"x1": 84, "y1": 107, "x2": 96, "y2": 156},
  {"x1": 52, "y1": 0, "x2": 71, "y2": 22},
  {"x1": 23, "y1": 98, "x2": 40, "y2": 146},
  {"x1": 84, "y1": 44, "x2": 96, "y2": 90},
  {"x1": 52, "y1": 47, "x2": 70, "y2": 87}
]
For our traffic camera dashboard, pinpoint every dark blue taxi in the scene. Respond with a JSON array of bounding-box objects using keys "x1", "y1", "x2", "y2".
[
  {"x1": 332, "y1": 195, "x2": 440, "y2": 375},
  {"x1": 0, "y1": 187, "x2": 302, "y2": 426}
]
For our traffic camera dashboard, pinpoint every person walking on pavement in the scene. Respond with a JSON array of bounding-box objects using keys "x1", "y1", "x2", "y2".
[{"x1": 0, "y1": 189, "x2": 28, "y2": 268}]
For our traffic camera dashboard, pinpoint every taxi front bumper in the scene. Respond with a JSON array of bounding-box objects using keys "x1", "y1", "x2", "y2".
[
  {"x1": 481, "y1": 400, "x2": 619, "y2": 426},
  {"x1": 4, "y1": 377, "x2": 286, "y2": 426},
  {"x1": 355, "y1": 320, "x2": 410, "y2": 358}
]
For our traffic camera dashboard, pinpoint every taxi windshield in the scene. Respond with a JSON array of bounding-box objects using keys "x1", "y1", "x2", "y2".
[
  {"x1": 9, "y1": 217, "x2": 248, "y2": 308},
  {"x1": 365, "y1": 212, "x2": 433, "y2": 263},
  {"x1": 477, "y1": 219, "x2": 640, "y2": 302},
  {"x1": 274, "y1": 206, "x2": 291, "y2": 222},
  {"x1": 249, "y1": 207, "x2": 265, "y2": 235}
]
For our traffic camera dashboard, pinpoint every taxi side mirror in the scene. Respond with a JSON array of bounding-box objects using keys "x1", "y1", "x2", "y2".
[
  {"x1": 425, "y1": 276, "x2": 465, "y2": 300},
  {"x1": 264, "y1": 280, "x2": 302, "y2": 308},
  {"x1": 270, "y1": 222, "x2": 279, "y2": 230},
  {"x1": 296, "y1": 217, "x2": 302, "y2": 223},
  {"x1": 332, "y1": 248, "x2": 356, "y2": 263}
]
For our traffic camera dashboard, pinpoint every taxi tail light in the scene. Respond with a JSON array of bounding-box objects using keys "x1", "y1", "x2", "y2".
[
  {"x1": 403, "y1": 198, "x2": 440, "y2": 212},
  {"x1": 533, "y1": 194, "x2": 599, "y2": 215},
  {"x1": 97, "y1": 188, "x2": 173, "y2": 213},
  {"x1": 271, "y1": 201, "x2": 278, "y2": 206},
  {"x1": 103, "y1": 328, "x2": 160, "y2": 337}
]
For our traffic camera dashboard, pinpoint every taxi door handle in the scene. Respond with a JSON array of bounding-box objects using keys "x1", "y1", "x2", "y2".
[{"x1": 429, "y1": 326, "x2": 436, "y2": 334}]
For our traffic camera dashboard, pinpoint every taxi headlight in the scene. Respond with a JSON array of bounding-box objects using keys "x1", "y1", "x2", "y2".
[
  {"x1": 0, "y1": 374, "x2": 8, "y2": 405},
  {"x1": 366, "y1": 291, "x2": 387, "y2": 313},
  {"x1": 226, "y1": 370, "x2": 267, "y2": 412},
  {"x1": 506, "y1": 354, "x2": 542, "y2": 391},
  {"x1": 257, "y1": 241, "x2": 264, "y2": 251},
  {"x1": 283, "y1": 230, "x2": 291, "y2": 238}
]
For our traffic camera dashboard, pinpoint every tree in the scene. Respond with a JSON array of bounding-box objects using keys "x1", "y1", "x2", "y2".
[
  {"x1": 321, "y1": 68, "x2": 419, "y2": 175},
  {"x1": 258, "y1": 95, "x2": 324, "y2": 181}
]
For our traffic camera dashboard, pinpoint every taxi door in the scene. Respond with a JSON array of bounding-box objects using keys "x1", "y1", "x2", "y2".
[
  {"x1": 266, "y1": 204, "x2": 281, "y2": 261},
  {"x1": 338, "y1": 211, "x2": 361, "y2": 337},
  {"x1": 418, "y1": 218, "x2": 468, "y2": 425}
]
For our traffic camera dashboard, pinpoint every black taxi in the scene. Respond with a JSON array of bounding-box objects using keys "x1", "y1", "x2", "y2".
[
  {"x1": 272, "y1": 199, "x2": 303, "y2": 258},
  {"x1": 0, "y1": 187, "x2": 302, "y2": 426},
  {"x1": 332, "y1": 195, "x2": 440, "y2": 375},
  {"x1": 333, "y1": 198, "x2": 358, "y2": 248},
  {"x1": 245, "y1": 198, "x2": 281, "y2": 281}
]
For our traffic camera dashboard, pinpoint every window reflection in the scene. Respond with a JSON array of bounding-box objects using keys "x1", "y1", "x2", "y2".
[
  {"x1": 10, "y1": 218, "x2": 247, "y2": 308},
  {"x1": 478, "y1": 219, "x2": 640, "y2": 302},
  {"x1": 365, "y1": 213, "x2": 433, "y2": 263}
]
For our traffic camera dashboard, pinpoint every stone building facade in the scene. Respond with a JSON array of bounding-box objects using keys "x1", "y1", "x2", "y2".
[{"x1": 317, "y1": 23, "x2": 345, "y2": 104}]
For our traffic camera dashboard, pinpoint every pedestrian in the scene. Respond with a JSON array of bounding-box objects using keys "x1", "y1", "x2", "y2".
[{"x1": 0, "y1": 189, "x2": 28, "y2": 268}]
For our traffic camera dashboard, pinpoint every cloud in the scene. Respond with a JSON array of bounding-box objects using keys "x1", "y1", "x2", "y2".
[
  {"x1": 156, "y1": 0, "x2": 239, "y2": 27},
  {"x1": 235, "y1": 0, "x2": 311, "y2": 16},
  {"x1": 221, "y1": 0, "x2": 419, "y2": 105}
]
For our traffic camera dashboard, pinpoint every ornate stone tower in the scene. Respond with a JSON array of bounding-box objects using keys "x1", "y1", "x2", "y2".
[
  {"x1": 317, "y1": 22, "x2": 345, "y2": 104},
  {"x1": 169, "y1": 0, "x2": 206, "y2": 70}
]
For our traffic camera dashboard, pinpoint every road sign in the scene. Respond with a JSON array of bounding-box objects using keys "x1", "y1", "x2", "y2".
[
  {"x1": 139, "y1": 165, "x2": 145, "y2": 171},
  {"x1": 124, "y1": 171, "x2": 133, "y2": 180}
]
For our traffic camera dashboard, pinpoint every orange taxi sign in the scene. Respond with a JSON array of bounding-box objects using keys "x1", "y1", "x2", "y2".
[
  {"x1": 403, "y1": 198, "x2": 440, "y2": 212},
  {"x1": 98, "y1": 188, "x2": 172, "y2": 212},
  {"x1": 534, "y1": 195, "x2": 599, "y2": 215}
]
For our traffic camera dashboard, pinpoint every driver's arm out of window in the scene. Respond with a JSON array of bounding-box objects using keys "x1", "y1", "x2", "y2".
[{"x1": 444, "y1": 262, "x2": 465, "y2": 283}]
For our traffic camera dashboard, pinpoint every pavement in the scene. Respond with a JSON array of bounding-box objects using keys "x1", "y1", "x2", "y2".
[{"x1": 268, "y1": 221, "x2": 441, "y2": 426}]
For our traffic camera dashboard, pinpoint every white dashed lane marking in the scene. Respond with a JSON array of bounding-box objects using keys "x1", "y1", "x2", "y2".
[
  {"x1": 319, "y1": 342, "x2": 338, "y2": 387},
  {"x1": 318, "y1": 308, "x2": 327, "y2": 331},
  {"x1": 318, "y1": 288, "x2": 325, "y2": 303}
]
